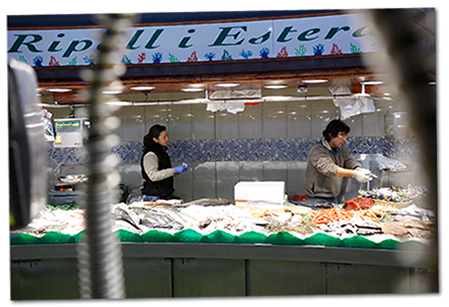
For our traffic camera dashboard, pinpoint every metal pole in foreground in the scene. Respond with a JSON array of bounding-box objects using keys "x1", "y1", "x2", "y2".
[
  {"x1": 364, "y1": 9, "x2": 438, "y2": 293},
  {"x1": 77, "y1": 13, "x2": 135, "y2": 299}
]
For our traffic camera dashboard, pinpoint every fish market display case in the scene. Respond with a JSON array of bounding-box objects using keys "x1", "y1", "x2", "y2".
[
  {"x1": 11, "y1": 241, "x2": 434, "y2": 299},
  {"x1": 11, "y1": 195, "x2": 437, "y2": 300}
]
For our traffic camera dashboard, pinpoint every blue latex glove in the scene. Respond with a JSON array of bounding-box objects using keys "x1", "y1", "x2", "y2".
[
  {"x1": 173, "y1": 164, "x2": 190, "y2": 174},
  {"x1": 173, "y1": 165, "x2": 184, "y2": 174}
]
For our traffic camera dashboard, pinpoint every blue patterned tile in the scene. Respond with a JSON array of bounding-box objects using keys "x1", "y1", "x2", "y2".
[
  {"x1": 47, "y1": 145, "x2": 87, "y2": 165},
  {"x1": 168, "y1": 140, "x2": 194, "y2": 162},
  {"x1": 192, "y1": 140, "x2": 216, "y2": 162},
  {"x1": 112, "y1": 141, "x2": 142, "y2": 163},
  {"x1": 46, "y1": 136, "x2": 421, "y2": 165}
]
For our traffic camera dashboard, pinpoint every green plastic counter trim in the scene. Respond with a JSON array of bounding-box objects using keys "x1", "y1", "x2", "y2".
[{"x1": 10, "y1": 228, "x2": 426, "y2": 250}]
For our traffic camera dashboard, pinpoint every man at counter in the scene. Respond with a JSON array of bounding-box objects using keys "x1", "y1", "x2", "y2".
[
  {"x1": 140, "y1": 124, "x2": 189, "y2": 201},
  {"x1": 306, "y1": 119, "x2": 372, "y2": 203}
]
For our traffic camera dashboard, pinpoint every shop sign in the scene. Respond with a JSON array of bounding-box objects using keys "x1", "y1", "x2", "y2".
[{"x1": 7, "y1": 13, "x2": 380, "y2": 67}]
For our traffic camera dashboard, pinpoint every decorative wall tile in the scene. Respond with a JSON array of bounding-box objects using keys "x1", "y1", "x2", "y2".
[
  {"x1": 190, "y1": 139, "x2": 216, "y2": 162},
  {"x1": 47, "y1": 136, "x2": 420, "y2": 166},
  {"x1": 47, "y1": 146, "x2": 87, "y2": 166},
  {"x1": 169, "y1": 139, "x2": 195, "y2": 162},
  {"x1": 113, "y1": 141, "x2": 143, "y2": 164}
]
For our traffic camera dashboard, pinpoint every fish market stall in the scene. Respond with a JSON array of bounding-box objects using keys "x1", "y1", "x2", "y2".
[
  {"x1": 8, "y1": 9, "x2": 437, "y2": 300},
  {"x1": 10, "y1": 184, "x2": 436, "y2": 299}
]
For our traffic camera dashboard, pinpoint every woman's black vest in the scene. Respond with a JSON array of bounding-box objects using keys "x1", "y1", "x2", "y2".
[{"x1": 141, "y1": 142, "x2": 174, "y2": 199}]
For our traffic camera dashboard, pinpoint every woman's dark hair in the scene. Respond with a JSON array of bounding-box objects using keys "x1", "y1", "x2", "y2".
[
  {"x1": 322, "y1": 119, "x2": 350, "y2": 141},
  {"x1": 143, "y1": 124, "x2": 167, "y2": 151}
]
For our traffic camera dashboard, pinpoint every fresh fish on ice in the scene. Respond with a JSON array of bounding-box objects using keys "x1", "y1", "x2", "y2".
[{"x1": 177, "y1": 198, "x2": 232, "y2": 207}]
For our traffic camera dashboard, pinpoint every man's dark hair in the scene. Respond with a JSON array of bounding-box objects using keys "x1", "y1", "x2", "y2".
[{"x1": 322, "y1": 119, "x2": 350, "y2": 141}]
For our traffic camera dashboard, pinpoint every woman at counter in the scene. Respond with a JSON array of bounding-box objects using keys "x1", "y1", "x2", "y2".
[
  {"x1": 140, "y1": 124, "x2": 189, "y2": 201},
  {"x1": 306, "y1": 119, "x2": 372, "y2": 204}
]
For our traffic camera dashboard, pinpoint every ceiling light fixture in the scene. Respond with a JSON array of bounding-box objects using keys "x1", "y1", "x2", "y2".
[
  {"x1": 360, "y1": 80, "x2": 384, "y2": 85},
  {"x1": 106, "y1": 101, "x2": 132, "y2": 106},
  {"x1": 214, "y1": 83, "x2": 240, "y2": 88},
  {"x1": 181, "y1": 88, "x2": 205, "y2": 92},
  {"x1": 131, "y1": 86, "x2": 156, "y2": 91},
  {"x1": 301, "y1": 79, "x2": 328, "y2": 84},
  {"x1": 264, "y1": 84, "x2": 288, "y2": 89},
  {"x1": 47, "y1": 88, "x2": 72, "y2": 93},
  {"x1": 103, "y1": 90, "x2": 123, "y2": 95}
]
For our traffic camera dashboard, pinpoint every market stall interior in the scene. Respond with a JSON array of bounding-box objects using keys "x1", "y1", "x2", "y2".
[
  {"x1": 9, "y1": 8, "x2": 437, "y2": 299},
  {"x1": 40, "y1": 67, "x2": 424, "y2": 203}
]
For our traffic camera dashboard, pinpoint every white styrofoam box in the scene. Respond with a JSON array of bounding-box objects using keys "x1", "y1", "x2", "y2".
[{"x1": 234, "y1": 181, "x2": 285, "y2": 205}]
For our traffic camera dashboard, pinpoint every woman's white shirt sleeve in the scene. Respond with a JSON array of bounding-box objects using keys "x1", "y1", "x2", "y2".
[{"x1": 143, "y1": 152, "x2": 174, "y2": 182}]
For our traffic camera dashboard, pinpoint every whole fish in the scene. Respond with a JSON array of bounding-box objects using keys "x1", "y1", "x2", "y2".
[
  {"x1": 126, "y1": 205, "x2": 190, "y2": 230},
  {"x1": 112, "y1": 206, "x2": 143, "y2": 233},
  {"x1": 177, "y1": 198, "x2": 232, "y2": 207}
]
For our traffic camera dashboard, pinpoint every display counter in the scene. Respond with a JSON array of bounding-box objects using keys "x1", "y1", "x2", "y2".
[
  {"x1": 10, "y1": 188, "x2": 437, "y2": 300},
  {"x1": 11, "y1": 241, "x2": 435, "y2": 300}
]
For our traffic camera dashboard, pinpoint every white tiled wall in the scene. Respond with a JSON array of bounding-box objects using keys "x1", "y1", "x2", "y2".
[
  {"x1": 50, "y1": 98, "x2": 395, "y2": 202},
  {"x1": 130, "y1": 99, "x2": 387, "y2": 201}
]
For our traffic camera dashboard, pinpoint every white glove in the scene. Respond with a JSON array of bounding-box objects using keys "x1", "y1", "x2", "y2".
[{"x1": 353, "y1": 169, "x2": 373, "y2": 183}]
